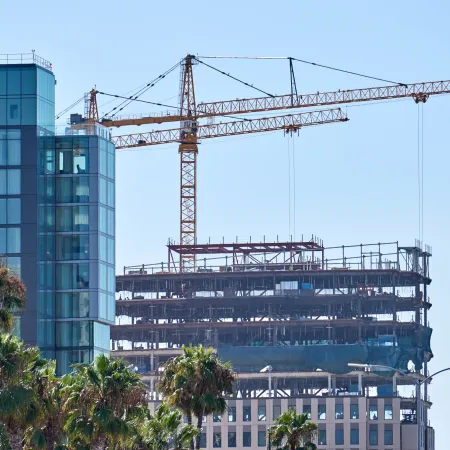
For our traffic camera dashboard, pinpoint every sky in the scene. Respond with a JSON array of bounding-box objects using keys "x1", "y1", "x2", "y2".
[{"x1": 3, "y1": 0, "x2": 450, "y2": 445}]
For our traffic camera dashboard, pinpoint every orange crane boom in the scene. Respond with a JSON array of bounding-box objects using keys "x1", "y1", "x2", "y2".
[
  {"x1": 112, "y1": 108, "x2": 348, "y2": 148},
  {"x1": 97, "y1": 79, "x2": 450, "y2": 128}
]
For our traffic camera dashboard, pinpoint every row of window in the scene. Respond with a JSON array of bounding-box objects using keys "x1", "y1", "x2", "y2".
[
  {"x1": 55, "y1": 320, "x2": 110, "y2": 349},
  {"x1": 318, "y1": 426, "x2": 393, "y2": 446},
  {"x1": 40, "y1": 234, "x2": 115, "y2": 264},
  {"x1": 201, "y1": 430, "x2": 266, "y2": 449},
  {"x1": 197, "y1": 425, "x2": 393, "y2": 449},
  {"x1": 99, "y1": 138, "x2": 115, "y2": 179},
  {"x1": 212, "y1": 403, "x2": 392, "y2": 423}
]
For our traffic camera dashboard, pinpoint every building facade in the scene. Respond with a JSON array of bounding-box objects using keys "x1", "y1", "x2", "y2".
[{"x1": 0, "y1": 54, "x2": 115, "y2": 374}]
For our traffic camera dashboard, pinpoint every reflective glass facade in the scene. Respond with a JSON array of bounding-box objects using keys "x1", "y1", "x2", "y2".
[{"x1": 0, "y1": 61, "x2": 115, "y2": 375}]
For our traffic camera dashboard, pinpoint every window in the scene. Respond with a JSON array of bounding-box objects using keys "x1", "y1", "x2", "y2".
[
  {"x1": 350, "y1": 403, "x2": 359, "y2": 419},
  {"x1": 200, "y1": 433, "x2": 206, "y2": 449},
  {"x1": 350, "y1": 428, "x2": 359, "y2": 445},
  {"x1": 57, "y1": 138, "x2": 89, "y2": 175},
  {"x1": 303, "y1": 404, "x2": 311, "y2": 419},
  {"x1": 384, "y1": 428, "x2": 393, "y2": 445},
  {"x1": 56, "y1": 292, "x2": 89, "y2": 318},
  {"x1": 384, "y1": 404, "x2": 393, "y2": 420},
  {"x1": 0, "y1": 135, "x2": 20, "y2": 166},
  {"x1": 0, "y1": 169, "x2": 20, "y2": 194},
  {"x1": 318, "y1": 429, "x2": 326, "y2": 445},
  {"x1": 56, "y1": 263, "x2": 89, "y2": 290},
  {"x1": 273, "y1": 405, "x2": 281, "y2": 420},
  {"x1": 213, "y1": 432, "x2": 221, "y2": 448},
  {"x1": 258, "y1": 405, "x2": 266, "y2": 421},
  {"x1": 243, "y1": 431, "x2": 251, "y2": 447},
  {"x1": 213, "y1": 413, "x2": 221, "y2": 422},
  {"x1": 56, "y1": 235, "x2": 89, "y2": 261},
  {"x1": 228, "y1": 432, "x2": 236, "y2": 448},
  {"x1": 335, "y1": 428, "x2": 344, "y2": 446},
  {"x1": 369, "y1": 404, "x2": 378, "y2": 420},
  {"x1": 318, "y1": 404, "x2": 326, "y2": 420},
  {"x1": 0, "y1": 198, "x2": 20, "y2": 224},
  {"x1": 56, "y1": 206, "x2": 89, "y2": 232},
  {"x1": 369, "y1": 427, "x2": 378, "y2": 445},
  {"x1": 258, "y1": 431, "x2": 266, "y2": 447},
  {"x1": 228, "y1": 406, "x2": 236, "y2": 422},
  {"x1": 56, "y1": 321, "x2": 92, "y2": 347},
  {"x1": 56, "y1": 177, "x2": 89, "y2": 203},
  {"x1": 0, "y1": 227, "x2": 21, "y2": 253},
  {"x1": 243, "y1": 406, "x2": 251, "y2": 422},
  {"x1": 335, "y1": 403, "x2": 344, "y2": 419}
]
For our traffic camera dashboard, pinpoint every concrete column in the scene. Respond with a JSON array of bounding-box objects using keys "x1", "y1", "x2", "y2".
[
  {"x1": 393, "y1": 372, "x2": 398, "y2": 395},
  {"x1": 328, "y1": 373, "x2": 332, "y2": 394},
  {"x1": 358, "y1": 373, "x2": 363, "y2": 394}
]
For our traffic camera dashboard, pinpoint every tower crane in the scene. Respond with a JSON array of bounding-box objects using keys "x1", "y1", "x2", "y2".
[{"x1": 87, "y1": 55, "x2": 450, "y2": 272}]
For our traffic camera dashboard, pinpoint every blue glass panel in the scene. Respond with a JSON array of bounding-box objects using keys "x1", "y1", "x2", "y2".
[
  {"x1": 7, "y1": 198, "x2": 20, "y2": 223},
  {"x1": 21, "y1": 97, "x2": 37, "y2": 125},
  {"x1": 100, "y1": 263, "x2": 107, "y2": 291},
  {"x1": 0, "y1": 228, "x2": 5, "y2": 253},
  {"x1": 6, "y1": 227, "x2": 20, "y2": 253},
  {"x1": 0, "y1": 70, "x2": 6, "y2": 95},
  {"x1": 7, "y1": 140, "x2": 20, "y2": 165},
  {"x1": 0, "y1": 169, "x2": 6, "y2": 194},
  {"x1": 7, "y1": 169, "x2": 20, "y2": 194},
  {"x1": 7, "y1": 98, "x2": 20, "y2": 125},
  {"x1": 99, "y1": 178, "x2": 107, "y2": 205},
  {"x1": 21, "y1": 67, "x2": 36, "y2": 95},
  {"x1": 7, "y1": 68, "x2": 21, "y2": 95},
  {"x1": 0, "y1": 99, "x2": 6, "y2": 125},
  {"x1": 93, "y1": 322, "x2": 110, "y2": 350},
  {"x1": 0, "y1": 200, "x2": 6, "y2": 224},
  {"x1": 107, "y1": 209, "x2": 114, "y2": 236}
]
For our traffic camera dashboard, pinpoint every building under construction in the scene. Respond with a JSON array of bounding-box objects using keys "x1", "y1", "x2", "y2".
[{"x1": 113, "y1": 238, "x2": 434, "y2": 450}]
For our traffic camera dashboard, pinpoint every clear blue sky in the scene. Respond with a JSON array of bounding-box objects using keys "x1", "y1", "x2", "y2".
[{"x1": 3, "y1": 0, "x2": 450, "y2": 444}]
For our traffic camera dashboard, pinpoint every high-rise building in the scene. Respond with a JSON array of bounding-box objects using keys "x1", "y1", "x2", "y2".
[{"x1": 0, "y1": 53, "x2": 115, "y2": 375}]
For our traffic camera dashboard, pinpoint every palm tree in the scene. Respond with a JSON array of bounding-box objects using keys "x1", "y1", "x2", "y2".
[
  {"x1": 131, "y1": 402, "x2": 199, "y2": 450},
  {"x1": 0, "y1": 266, "x2": 26, "y2": 333},
  {"x1": 61, "y1": 354, "x2": 148, "y2": 449},
  {"x1": 158, "y1": 345, "x2": 234, "y2": 450},
  {"x1": 268, "y1": 410, "x2": 318, "y2": 450},
  {"x1": 0, "y1": 333, "x2": 42, "y2": 450},
  {"x1": 23, "y1": 360, "x2": 66, "y2": 450}
]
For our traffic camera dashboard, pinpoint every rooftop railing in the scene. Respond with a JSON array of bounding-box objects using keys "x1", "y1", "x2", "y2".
[{"x1": 0, "y1": 53, "x2": 52, "y2": 71}]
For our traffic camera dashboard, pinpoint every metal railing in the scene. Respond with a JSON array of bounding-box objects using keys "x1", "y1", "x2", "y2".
[{"x1": 0, "y1": 52, "x2": 52, "y2": 71}]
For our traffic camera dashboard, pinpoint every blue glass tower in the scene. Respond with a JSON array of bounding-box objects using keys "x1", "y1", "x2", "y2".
[{"x1": 0, "y1": 53, "x2": 114, "y2": 375}]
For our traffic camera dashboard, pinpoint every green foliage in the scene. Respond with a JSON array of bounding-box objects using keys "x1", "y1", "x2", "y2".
[
  {"x1": 0, "y1": 334, "x2": 236, "y2": 450},
  {"x1": 61, "y1": 354, "x2": 149, "y2": 449},
  {"x1": 129, "y1": 402, "x2": 199, "y2": 450},
  {"x1": 269, "y1": 410, "x2": 318, "y2": 450},
  {"x1": 158, "y1": 345, "x2": 235, "y2": 450},
  {"x1": 0, "y1": 266, "x2": 26, "y2": 333}
]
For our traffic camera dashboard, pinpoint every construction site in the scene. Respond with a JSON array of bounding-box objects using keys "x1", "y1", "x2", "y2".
[{"x1": 77, "y1": 55, "x2": 447, "y2": 449}]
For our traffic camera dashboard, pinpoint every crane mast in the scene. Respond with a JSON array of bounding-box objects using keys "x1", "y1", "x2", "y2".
[{"x1": 178, "y1": 55, "x2": 198, "y2": 272}]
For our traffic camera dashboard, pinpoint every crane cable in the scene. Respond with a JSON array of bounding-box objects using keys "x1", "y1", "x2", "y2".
[
  {"x1": 417, "y1": 103, "x2": 425, "y2": 246},
  {"x1": 287, "y1": 137, "x2": 291, "y2": 239},
  {"x1": 101, "y1": 61, "x2": 181, "y2": 119},
  {"x1": 55, "y1": 95, "x2": 84, "y2": 120},
  {"x1": 193, "y1": 57, "x2": 275, "y2": 97},
  {"x1": 97, "y1": 91, "x2": 251, "y2": 122},
  {"x1": 288, "y1": 58, "x2": 406, "y2": 87}
]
